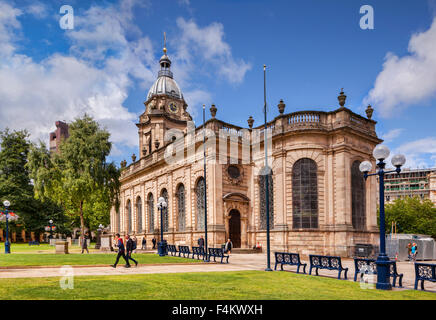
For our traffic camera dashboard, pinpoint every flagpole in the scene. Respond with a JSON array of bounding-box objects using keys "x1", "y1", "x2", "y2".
[
  {"x1": 264, "y1": 65, "x2": 272, "y2": 271},
  {"x1": 203, "y1": 104, "x2": 209, "y2": 262}
]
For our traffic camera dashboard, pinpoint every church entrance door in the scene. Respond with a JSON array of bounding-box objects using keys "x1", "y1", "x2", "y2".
[{"x1": 229, "y1": 209, "x2": 241, "y2": 248}]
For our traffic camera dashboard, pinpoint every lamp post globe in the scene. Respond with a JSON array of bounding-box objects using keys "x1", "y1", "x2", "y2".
[
  {"x1": 359, "y1": 161, "x2": 372, "y2": 174},
  {"x1": 373, "y1": 145, "x2": 390, "y2": 161},
  {"x1": 3, "y1": 200, "x2": 10, "y2": 208},
  {"x1": 391, "y1": 154, "x2": 406, "y2": 168},
  {"x1": 157, "y1": 197, "x2": 167, "y2": 256}
]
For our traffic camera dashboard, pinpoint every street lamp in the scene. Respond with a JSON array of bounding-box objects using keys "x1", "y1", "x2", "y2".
[
  {"x1": 360, "y1": 144, "x2": 406, "y2": 290},
  {"x1": 157, "y1": 197, "x2": 168, "y2": 256},
  {"x1": 96, "y1": 224, "x2": 105, "y2": 249},
  {"x1": 1, "y1": 200, "x2": 19, "y2": 254}
]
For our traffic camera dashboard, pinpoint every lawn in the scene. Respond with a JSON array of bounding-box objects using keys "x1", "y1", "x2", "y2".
[
  {"x1": 0, "y1": 253, "x2": 200, "y2": 267},
  {"x1": 0, "y1": 243, "x2": 99, "y2": 253},
  {"x1": 0, "y1": 270, "x2": 434, "y2": 300}
]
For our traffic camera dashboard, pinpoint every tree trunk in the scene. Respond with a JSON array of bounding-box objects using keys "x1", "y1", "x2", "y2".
[{"x1": 79, "y1": 200, "x2": 85, "y2": 246}]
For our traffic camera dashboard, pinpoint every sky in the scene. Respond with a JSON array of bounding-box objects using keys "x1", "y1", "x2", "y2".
[{"x1": 0, "y1": 0, "x2": 436, "y2": 169}]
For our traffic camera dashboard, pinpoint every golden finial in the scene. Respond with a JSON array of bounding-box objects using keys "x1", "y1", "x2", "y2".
[
  {"x1": 163, "y1": 32, "x2": 167, "y2": 54},
  {"x1": 263, "y1": 64, "x2": 266, "y2": 70}
]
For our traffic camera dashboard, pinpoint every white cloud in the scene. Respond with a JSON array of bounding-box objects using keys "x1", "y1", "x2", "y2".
[
  {"x1": 390, "y1": 137, "x2": 436, "y2": 169},
  {"x1": 381, "y1": 128, "x2": 404, "y2": 143},
  {"x1": 175, "y1": 18, "x2": 251, "y2": 84},
  {"x1": 183, "y1": 89, "x2": 213, "y2": 119},
  {"x1": 24, "y1": 1, "x2": 48, "y2": 19},
  {"x1": 365, "y1": 17, "x2": 436, "y2": 117}
]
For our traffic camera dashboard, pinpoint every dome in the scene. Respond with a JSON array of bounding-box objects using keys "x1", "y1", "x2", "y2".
[{"x1": 146, "y1": 51, "x2": 183, "y2": 101}]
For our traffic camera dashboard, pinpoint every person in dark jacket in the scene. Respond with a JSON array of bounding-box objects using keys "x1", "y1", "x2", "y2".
[
  {"x1": 224, "y1": 238, "x2": 233, "y2": 254},
  {"x1": 198, "y1": 236, "x2": 205, "y2": 249},
  {"x1": 111, "y1": 233, "x2": 130, "y2": 268},
  {"x1": 141, "y1": 237, "x2": 146, "y2": 250},
  {"x1": 81, "y1": 233, "x2": 89, "y2": 254},
  {"x1": 125, "y1": 234, "x2": 138, "y2": 267},
  {"x1": 152, "y1": 237, "x2": 157, "y2": 249}
]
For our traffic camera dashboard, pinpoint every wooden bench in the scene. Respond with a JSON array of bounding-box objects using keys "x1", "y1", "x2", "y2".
[
  {"x1": 274, "y1": 252, "x2": 307, "y2": 273},
  {"x1": 208, "y1": 247, "x2": 229, "y2": 264},
  {"x1": 192, "y1": 246, "x2": 206, "y2": 260},
  {"x1": 353, "y1": 258, "x2": 403, "y2": 287},
  {"x1": 414, "y1": 263, "x2": 436, "y2": 290},
  {"x1": 309, "y1": 255, "x2": 348, "y2": 280},
  {"x1": 178, "y1": 245, "x2": 191, "y2": 258},
  {"x1": 28, "y1": 241, "x2": 40, "y2": 246},
  {"x1": 167, "y1": 244, "x2": 178, "y2": 256}
]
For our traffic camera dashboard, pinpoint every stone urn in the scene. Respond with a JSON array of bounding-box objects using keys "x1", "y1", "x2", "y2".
[
  {"x1": 247, "y1": 116, "x2": 254, "y2": 129},
  {"x1": 366, "y1": 105, "x2": 374, "y2": 119},
  {"x1": 278, "y1": 99, "x2": 286, "y2": 114},
  {"x1": 210, "y1": 104, "x2": 217, "y2": 118},
  {"x1": 131, "y1": 154, "x2": 136, "y2": 162},
  {"x1": 338, "y1": 89, "x2": 346, "y2": 108}
]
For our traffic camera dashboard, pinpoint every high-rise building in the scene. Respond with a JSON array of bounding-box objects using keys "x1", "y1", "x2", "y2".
[{"x1": 49, "y1": 121, "x2": 69, "y2": 154}]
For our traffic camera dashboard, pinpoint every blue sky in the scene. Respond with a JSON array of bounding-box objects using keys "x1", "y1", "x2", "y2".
[{"x1": 0, "y1": 0, "x2": 436, "y2": 168}]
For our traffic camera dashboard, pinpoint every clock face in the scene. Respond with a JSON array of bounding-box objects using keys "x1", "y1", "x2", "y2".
[{"x1": 169, "y1": 103, "x2": 178, "y2": 113}]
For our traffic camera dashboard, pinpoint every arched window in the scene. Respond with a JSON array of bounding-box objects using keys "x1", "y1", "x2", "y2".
[
  {"x1": 136, "y1": 197, "x2": 142, "y2": 233},
  {"x1": 161, "y1": 189, "x2": 169, "y2": 232},
  {"x1": 126, "y1": 200, "x2": 132, "y2": 233},
  {"x1": 147, "y1": 193, "x2": 154, "y2": 233},
  {"x1": 176, "y1": 184, "x2": 186, "y2": 231},
  {"x1": 292, "y1": 158, "x2": 318, "y2": 229},
  {"x1": 117, "y1": 210, "x2": 120, "y2": 233},
  {"x1": 196, "y1": 177, "x2": 205, "y2": 230},
  {"x1": 351, "y1": 160, "x2": 366, "y2": 230},
  {"x1": 259, "y1": 168, "x2": 274, "y2": 230}
]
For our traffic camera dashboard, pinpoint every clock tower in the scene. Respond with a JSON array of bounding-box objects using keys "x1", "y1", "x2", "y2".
[{"x1": 137, "y1": 38, "x2": 192, "y2": 158}]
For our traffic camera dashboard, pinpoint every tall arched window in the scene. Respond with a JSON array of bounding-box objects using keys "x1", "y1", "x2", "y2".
[
  {"x1": 176, "y1": 184, "x2": 186, "y2": 231},
  {"x1": 351, "y1": 160, "x2": 366, "y2": 230},
  {"x1": 136, "y1": 197, "x2": 142, "y2": 233},
  {"x1": 117, "y1": 210, "x2": 120, "y2": 233},
  {"x1": 259, "y1": 169, "x2": 274, "y2": 230},
  {"x1": 196, "y1": 177, "x2": 205, "y2": 230},
  {"x1": 161, "y1": 189, "x2": 169, "y2": 232},
  {"x1": 292, "y1": 158, "x2": 318, "y2": 229},
  {"x1": 147, "y1": 193, "x2": 154, "y2": 233},
  {"x1": 126, "y1": 200, "x2": 132, "y2": 233}
]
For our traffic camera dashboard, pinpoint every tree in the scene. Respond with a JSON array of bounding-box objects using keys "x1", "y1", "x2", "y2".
[
  {"x1": 384, "y1": 196, "x2": 436, "y2": 239},
  {"x1": 28, "y1": 115, "x2": 120, "y2": 241}
]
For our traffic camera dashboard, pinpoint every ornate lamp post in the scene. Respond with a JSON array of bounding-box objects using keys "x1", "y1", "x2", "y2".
[
  {"x1": 157, "y1": 197, "x2": 168, "y2": 256},
  {"x1": 360, "y1": 145, "x2": 406, "y2": 290},
  {"x1": 96, "y1": 224, "x2": 105, "y2": 249},
  {"x1": 1, "y1": 200, "x2": 18, "y2": 254}
]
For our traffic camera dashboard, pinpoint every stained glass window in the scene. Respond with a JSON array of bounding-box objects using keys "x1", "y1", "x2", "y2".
[
  {"x1": 259, "y1": 169, "x2": 274, "y2": 230},
  {"x1": 148, "y1": 193, "x2": 154, "y2": 233},
  {"x1": 196, "y1": 178, "x2": 205, "y2": 230},
  {"x1": 292, "y1": 158, "x2": 318, "y2": 229},
  {"x1": 351, "y1": 160, "x2": 366, "y2": 230},
  {"x1": 176, "y1": 184, "x2": 185, "y2": 231}
]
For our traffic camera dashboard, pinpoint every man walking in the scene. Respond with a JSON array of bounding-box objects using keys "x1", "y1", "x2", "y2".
[
  {"x1": 225, "y1": 238, "x2": 233, "y2": 254},
  {"x1": 111, "y1": 233, "x2": 130, "y2": 268},
  {"x1": 141, "y1": 237, "x2": 146, "y2": 250},
  {"x1": 152, "y1": 237, "x2": 156, "y2": 249},
  {"x1": 126, "y1": 235, "x2": 138, "y2": 267},
  {"x1": 198, "y1": 236, "x2": 205, "y2": 249},
  {"x1": 81, "y1": 233, "x2": 89, "y2": 254}
]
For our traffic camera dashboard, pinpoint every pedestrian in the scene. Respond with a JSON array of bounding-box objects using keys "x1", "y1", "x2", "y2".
[
  {"x1": 407, "y1": 242, "x2": 412, "y2": 261},
  {"x1": 224, "y1": 238, "x2": 233, "y2": 254},
  {"x1": 141, "y1": 237, "x2": 146, "y2": 250},
  {"x1": 152, "y1": 237, "x2": 156, "y2": 249},
  {"x1": 411, "y1": 242, "x2": 418, "y2": 262},
  {"x1": 125, "y1": 235, "x2": 138, "y2": 267},
  {"x1": 111, "y1": 233, "x2": 130, "y2": 268},
  {"x1": 81, "y1": 233, "x2": 89, "y2": 254},
  {"x1": 198, "y1": 236, "x2": 204, "y2": 249},
  {"x1": 132, "y1": 235, "x2": 138, "y2": 253}
]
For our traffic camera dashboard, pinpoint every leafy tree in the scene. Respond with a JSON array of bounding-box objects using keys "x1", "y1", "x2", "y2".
[
  {"x1": 28, "y1": 115, "x2": 120, "y2": 241},
  {"x1": 384, "y1": 196, "x2": 436, "y2": 239}
]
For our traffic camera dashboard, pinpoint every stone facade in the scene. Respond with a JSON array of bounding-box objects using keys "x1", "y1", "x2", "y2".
[{"x1": 111, "y1": 50, "x2": 382, "y2": 257}]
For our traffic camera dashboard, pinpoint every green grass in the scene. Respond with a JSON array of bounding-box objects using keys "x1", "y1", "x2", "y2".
[
  {"x1": 0, "y1": 253, "x2": 200, "y2": 267},
  {"x1": 0, "y1": 271, "x2": 434, "y2": 300},
  {"x1": 0, "y1": 242, "x2": 98, "y2": 253}
]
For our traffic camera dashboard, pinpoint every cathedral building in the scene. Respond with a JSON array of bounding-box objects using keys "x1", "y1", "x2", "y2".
[{"x1": 110, "y1": 45, "x2": 382, "y2": 257}]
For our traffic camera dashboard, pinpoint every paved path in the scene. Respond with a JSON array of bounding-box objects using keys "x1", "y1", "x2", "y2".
[{"x1": 0, "y1": 253, "x2": 435, "y2": 293}]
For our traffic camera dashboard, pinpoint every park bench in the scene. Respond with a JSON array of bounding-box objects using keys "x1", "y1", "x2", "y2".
[
  {"x1": 309, "y1": 255, "x2": 349, "y2": 280},
  {"x1": 353, "y1": 258, "x2": 403, "y2": 287},
  {"x1": 167, "y1": 244, "x2": 178, "y2": 256},
  {"x1": 28, "y1": 241, "x2": 40, "y2": 246},
  {"x1": 274, "y1": 252, "x2": 307, "y2": 273},
  {"x1": 414, "y1": 262, "x2": 436, "y2": 290},
  {"x1": 208, "y1": 247, "x2": 229, "y2": 264},
  {"x1": 192, "y1": 246, "x2": 206, "y2": 260},
  {"x1": 178, "y1": 245, "x2": 191, "y2": 258}
]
